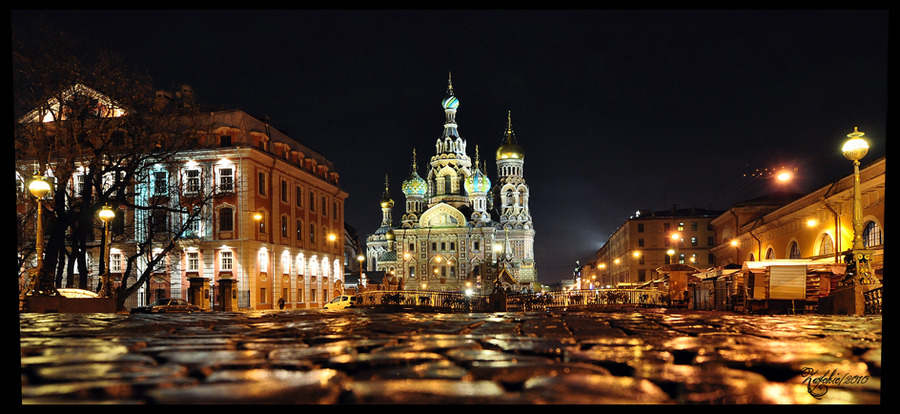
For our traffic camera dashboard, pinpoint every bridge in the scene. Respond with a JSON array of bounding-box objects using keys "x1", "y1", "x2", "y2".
[{"x1": 355, "y1": 288, "x2": 670, "y2": 312}]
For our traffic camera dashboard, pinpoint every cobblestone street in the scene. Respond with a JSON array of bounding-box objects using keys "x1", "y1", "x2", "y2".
[{"x1": 19, "y1": 308, "x2": 881, "y2": 404}]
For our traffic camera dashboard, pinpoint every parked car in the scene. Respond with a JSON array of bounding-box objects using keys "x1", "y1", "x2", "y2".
[
  {"x1": 324, "y1": 295, "x2": 357, "y2": 310},
  {"x1": 130, "y1": 298, "x2": 203, "y2": 314}
]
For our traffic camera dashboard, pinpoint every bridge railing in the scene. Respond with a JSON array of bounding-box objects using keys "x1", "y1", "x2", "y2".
[{"x1": 356, "y1": 288, "x2": 668, "y2": 312}]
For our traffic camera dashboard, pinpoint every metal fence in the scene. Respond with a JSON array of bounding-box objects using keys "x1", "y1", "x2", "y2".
[
  {"x1": 356, "y1": 288, "x2": 668, "y2": 312},
  {"x1": 864, "y1": 286, "x2": 883, "y2": 315}
]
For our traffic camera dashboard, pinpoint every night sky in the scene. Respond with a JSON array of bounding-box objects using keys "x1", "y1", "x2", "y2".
[{"x1": 12, "y1": 10, "x2": 889, "y2": 284}]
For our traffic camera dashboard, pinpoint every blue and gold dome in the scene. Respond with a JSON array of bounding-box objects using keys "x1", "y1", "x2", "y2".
[
  {"x1": 401, "y1": 149, "x2": 427, "y2": 196},
  {"x1": 442, "y1": 72, "x2": 459, "y2": 110},
  {"x1": 465, "y1": 167, "x2": 491, "y2": 194},
  {"x1": 465, "y1": 146, "x2": 491, "y2": 194},
  {"x1": 402, "y1": 171, "x2": 427, "y2": 196}
]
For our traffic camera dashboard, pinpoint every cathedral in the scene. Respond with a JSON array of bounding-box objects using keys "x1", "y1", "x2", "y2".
[{"x1": 365, "y1": 77, "x2": 537, "y2": 293}]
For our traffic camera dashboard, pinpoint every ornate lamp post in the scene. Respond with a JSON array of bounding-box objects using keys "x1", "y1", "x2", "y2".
[
  {"x1": 98, "y1": 205, "x2": 116, "y2": 297},
  {"x1": 840, "y1": 127, "x2": 878, "y2": 286},
  {"x1": 27, "y1": 176, "x2": 56, "y2": 296}
]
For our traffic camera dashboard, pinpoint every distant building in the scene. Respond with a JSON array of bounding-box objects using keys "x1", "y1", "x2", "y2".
[
  {"x1": 365, "y1": 77, "x2": 538, "y2": 293},
  {"x1": 592, "y1": 207, "x2": 724, "y2": 288}
]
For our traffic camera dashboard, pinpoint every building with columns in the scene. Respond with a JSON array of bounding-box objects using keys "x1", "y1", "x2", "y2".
[{"x1": 366, "y1": 78, "x2": 538, "y2": 293}]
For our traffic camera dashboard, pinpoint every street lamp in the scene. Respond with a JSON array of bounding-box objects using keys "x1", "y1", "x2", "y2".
[
  {"x1": 27, "y1": 176, "x2": 54, "y2": 295},
  {"x1": 841, "y1": 127, "x2": 877, "y2": 285},
  {"x1": 98, "y1": 205, "x2": 116, "y2": 298}
]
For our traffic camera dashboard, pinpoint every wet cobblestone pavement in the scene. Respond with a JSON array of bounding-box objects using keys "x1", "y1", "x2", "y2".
[{"x1": 19, "y1": 308, "x2": 881, "y2": 404}]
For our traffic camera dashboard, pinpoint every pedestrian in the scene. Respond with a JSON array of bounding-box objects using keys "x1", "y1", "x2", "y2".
[{"x1": 277, "y1": 297, "x2": 285, "y2": 310}]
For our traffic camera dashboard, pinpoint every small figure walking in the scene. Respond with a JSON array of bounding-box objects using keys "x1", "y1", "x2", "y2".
[{"x1": 277, "y1": 297, "x2": 285, "y2": 310}]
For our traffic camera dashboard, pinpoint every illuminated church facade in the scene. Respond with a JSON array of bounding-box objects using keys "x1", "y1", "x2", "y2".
[{"x1": 365, "y1": 78, "x2": 537, "y2": 293}]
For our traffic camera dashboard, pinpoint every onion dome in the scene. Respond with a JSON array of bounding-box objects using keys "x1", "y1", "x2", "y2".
[
  {"x1": 441, "y1": 72, "x2": 460, "y2": 110},
  {"x1": 379, "y1": 174, "x2": 394, "y2": 209},
  {"x1": 465, "y1": 146, "x2": 491, "y2": 193},
  {"x1": 401, "y1": 149, "x2": 428, "y2": 196},
  {"x1": 496, "y1": 111, "x2": 524, "y2": 160}
]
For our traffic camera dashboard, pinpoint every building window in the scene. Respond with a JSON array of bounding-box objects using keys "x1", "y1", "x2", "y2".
[
  {"x1": 691, "y1": 237, "x2": 698, "y2": 247},
  {"x1": 259, "y1": 250, "x2": 269, "y2": 273},
  {"x1": 258, "y1": 172, "x2": 268, "y2": 196},
  {"x1": 220, "y1": 134, "x2": 232, "y2": 147},
  {"x1": 184, "y1": 169, "x2": 201, "y2": 194},
  {"x1": 218, "y1": 207, "x2": 234, "y2": 232},
  {"x1": 151, "y1": 210, "x2": 168, "y2": 233},
  {"x1": 863, "y1": 221, "x2": 882, "y2": 247},
  {"x1": 309, "y1": 224, "x2": 316, "y2": 243},
  {"x1": 309, "y1": 192, "x2": 316, "y2": 211},
  {"x1": 186, "y1": 251, "x2": 199, "y2": 271},
  {"x1": 638, "y1": 238, "x2": 644, "y2": 247},
  {"x1": 296, "y1": 186, "x2": 302, "y2": 207},
  {"x1": 765, "y1": 247, "x2": 775, "y2": 260},
  {"x1": 281, "y1": 180, "x2": 288, "y2": 203},
  {"x1": 218, "y1": 167, "x2": 234, "y2": 192},
  {"x1": 110, "y1": 252, "x2": 122, "y2": 273},
  {"x1": 637, "y1": 223, "x2": 644, "y2": 232},
  {"x1": 322, "y1": 196, "x2": 327, "y2": 217},
  {"x1": 281, "y1": 216, "x2": 289, "y2": 238},
  {"x1": 153, "y1": 171, "x2": 168, "y2": 196},
  {"x1": 789, "y1": 241, "x2": 801, "y2": 259},
  {"x1": 818, "y1": 234, "x2": 834, "y2": 256},
  {"x1": 296, "y1": 220, "x2": 303, "y2": 241},
  {"x1": 691, "y1": 222, "x2": 698, "y2": 231},
  {"x1": 220, "y1": 251, "x2": 233, "y2": 271}
]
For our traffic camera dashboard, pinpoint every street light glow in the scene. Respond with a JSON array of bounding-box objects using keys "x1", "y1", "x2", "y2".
[
  {"x1": 842, "y1": 127, "x2": 869, "y2": 161},
  {"x1": 775, "y1": 169, "x2": 793, "y2": 182},
  {"x1": 28, "y1": 177, "x2": 51, "y2": 199}
]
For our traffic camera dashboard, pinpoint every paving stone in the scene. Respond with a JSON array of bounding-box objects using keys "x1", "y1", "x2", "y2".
[{"x1": 19, "y1": 309, "x2": 882, "y2": 404}]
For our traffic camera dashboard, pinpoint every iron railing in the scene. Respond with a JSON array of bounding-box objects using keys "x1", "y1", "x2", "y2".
[
  {"x1": 356, "y1": 288, "x2": 669, "y2": 312},
  {"x1": 864, "y1": 286, "x2": 882, "y2": 315}
]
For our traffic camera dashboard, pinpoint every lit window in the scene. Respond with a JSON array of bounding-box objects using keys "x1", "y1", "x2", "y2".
[
  {"x1": 818, "y1": 234, "x2": 834, "y2": 256},
  {"x1": 184, "y1": 169, "x2": 201, "y2": 194},
  {"x1": 863, "y1": 221, "x2": 882, "y2": 247},
  {"x1": 187, "y1": 251, "x2": 199, "y2": 271},
  {"x1": 218, "y1": 167, "x2": 234, "y2": 192},
  {"x1": 220, "y1": 251, "x2": 233, "y2": 271},
  {"x1": 789, "y1": 242, "x2": 801, "y2": 259}
]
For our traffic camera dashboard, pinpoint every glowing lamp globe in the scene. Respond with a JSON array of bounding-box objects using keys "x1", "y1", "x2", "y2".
[
  {"x1": 28, "y1": 177, "x2": 51, "y2": 199},
  {"x1": 98, "y1": 206, "x2": 116, "y2": 223},
  {"x1": 842, "y1": 127, "x2": 869, "y2": 161}
]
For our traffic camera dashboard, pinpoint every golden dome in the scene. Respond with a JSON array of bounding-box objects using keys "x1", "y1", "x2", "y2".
[
  {"x1": 496, "y1": 111, "x2": 524, "y2": 160},
  {"x1": 379, "y1": 174, "x2": 394, "y2": 208}
]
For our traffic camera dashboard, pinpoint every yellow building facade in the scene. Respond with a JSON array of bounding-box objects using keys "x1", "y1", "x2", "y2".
[{"x1": 710, "y1": 157, "x2": 885, "y2": 280}]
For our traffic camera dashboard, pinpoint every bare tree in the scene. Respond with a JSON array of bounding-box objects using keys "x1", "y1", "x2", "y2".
[{"x1": 14, "y1": 20, "x2": 220, "y2": 310}]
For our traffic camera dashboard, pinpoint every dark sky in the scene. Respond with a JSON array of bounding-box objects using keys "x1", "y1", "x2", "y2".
[{"x1": 12, "y1": 9, "x2": 889, "y2": 284}]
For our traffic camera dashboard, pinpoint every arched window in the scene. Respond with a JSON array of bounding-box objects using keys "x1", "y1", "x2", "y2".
[
  {"x1": 863, "y1": 221, "x2": 883, "y2": 247},
  {"x1": 818, "y1": 234, "x2": 834, "y2": 256},
  {"x1": 789, "y1": 241, "x2": 801, "y2": 259},
  {"x1": 765, "y1": 247, "x2": 775, "y2": 260}
]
